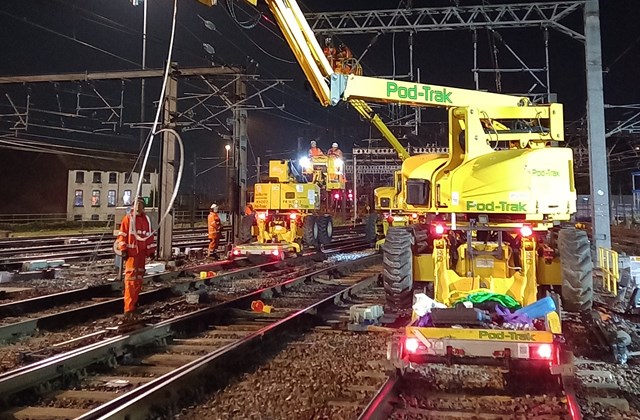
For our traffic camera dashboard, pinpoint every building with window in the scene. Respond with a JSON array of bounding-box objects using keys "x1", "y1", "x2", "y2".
[
  {"x1": 67, "y1": 170, "x2": 158, "y2": 222},
  {"x1": 0, "y1": 149, "x2": 158, "y2": 221}
]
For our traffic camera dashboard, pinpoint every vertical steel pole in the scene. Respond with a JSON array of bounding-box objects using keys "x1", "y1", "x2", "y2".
[{"x1": 584, "y1": 0, "x2": 611, "y2": 259}]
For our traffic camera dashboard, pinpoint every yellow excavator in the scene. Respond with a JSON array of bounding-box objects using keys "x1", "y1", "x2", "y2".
[{"x1": 199, "y1": 0, "x2": 592, "y2": 375}]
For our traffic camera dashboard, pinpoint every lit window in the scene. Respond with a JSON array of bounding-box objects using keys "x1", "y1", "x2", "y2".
[
  {"x1": 123, "y1": 190, "x2": 132, "y2": 206},
  {"x1": 108, "y1": 173, "x2": 117, "y2": 184},
  {"x1": 92, "y1": 190, "x2": 101, "y2": 207},
  {"x1": 107, "y1": 190, "x2": 116, "y2": 207},
  {"x1": 75, "y1": 172, "x2": 84, "y2": 184},
  {"x1": 93, "y1": 172, "x2": 102, "y2": 183},
  {"x1": 74, "y1": 190, "x2": 84, "y2": 207}
]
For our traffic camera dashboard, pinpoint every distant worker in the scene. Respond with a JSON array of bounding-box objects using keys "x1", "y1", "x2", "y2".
[
  {"x1": 322, "y1": 36, "x2": 336, "y2": 69},
  {"x1": 308, "y1": 140, "x2": 324, "y2": 157},
  {"x1": 116, "y1": 197, "x2": 156, "y2": 319},
  {"x1": 207, "y1": 203, "x2": 222, "y2": 259},
  {"x1": 335, "y1": 43, "x2": 353, "y2": 73},
  {"x1": 327, "y1": 142, "x2": 343, "y2": 159}
]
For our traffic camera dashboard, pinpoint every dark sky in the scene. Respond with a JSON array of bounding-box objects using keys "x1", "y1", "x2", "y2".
[{"x1": 0, "y1": 0, "x2": 639, "y2": 196}]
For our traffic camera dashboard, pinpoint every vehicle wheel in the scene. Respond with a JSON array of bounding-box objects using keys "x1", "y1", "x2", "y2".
[
  {"x1": 303, "y1": 215, "x2": 319, "y2": 247},
  {"x1": 382, "y1": 227, "x2": 414, "y2": 315},
  {"x1": 238, "y1": 215, "x2": 254, "y2": 244},
  {"x1": 317, "y1": 215, "x2": 333, "y2": 246},
  {"x1": 558, "y1": 227, "x2": 593, "y2": 312},
  {"x1": 364, "y1": 213, "x2": 377, "y2": 244}
]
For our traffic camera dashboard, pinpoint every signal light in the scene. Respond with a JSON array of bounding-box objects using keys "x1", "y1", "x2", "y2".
[
  {"x1": 434, "y1": 224, "x2": 445, "y2": 235},
  {"x1": 334, "y1": 193, "x2": 340, "y2": 200},
  {"x1": 520, "y1": 225, "x2": 533, "y2": 237},
  {"x1": 536, "y1": 344, "x2": 553, "y2": 359},
  {"x1": 405, "y1": 337, "x2": 419, "y2": 353}
]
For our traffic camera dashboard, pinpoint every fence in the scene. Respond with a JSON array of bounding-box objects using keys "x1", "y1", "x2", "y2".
[{"x1": 0, "y1": 213, "x2": 68, "y2": 224}]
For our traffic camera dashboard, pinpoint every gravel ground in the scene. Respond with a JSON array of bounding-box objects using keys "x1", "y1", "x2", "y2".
[
  {"x1": 0, "y1": 255, "x2": 368, "y2": 374},
  {"x1": 173, "y1": 330, "x2": 389, "y2": 420}
]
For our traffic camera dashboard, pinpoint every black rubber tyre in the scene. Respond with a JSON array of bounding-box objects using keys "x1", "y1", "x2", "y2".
[
  {"x1": 364, "y1": 213, "x2": 378, "y2": 244},
  {"x1": 382, "y1": 227, "x2": 414, "y2": 314},
  {"x1": 238, "y1": 215, "x2": 255, "y2": 244},
  {"x1": 558, "y1": 227, "x2": 593, "y2": 312},
  {"x1": 317, "y1": 215, "x2": 333, "y2": 246},
  {"x1": 303, "y1": 215, "x2": 319, "y2": 247}
]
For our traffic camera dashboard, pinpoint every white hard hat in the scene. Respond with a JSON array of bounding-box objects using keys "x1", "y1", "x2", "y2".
[
  {"x1": 210, "y1": 203, "x2": 217, "y2": 209},
  {"x1": 332, "y1": 142, "x2": 338, "y2": 148},
  {"x1": 310, "y1": 140, "x2": 317, "y2": 146}
]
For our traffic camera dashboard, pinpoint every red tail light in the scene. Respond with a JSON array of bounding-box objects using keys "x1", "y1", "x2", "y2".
[
  {"x1": 272, "y1": 249, "x2": 279, "y2": 256},
  {"x1": 289, "y1": 213, "x2": 297, "y2": 220},
  {"x1": 232, "y1": 249, "x2": 240, "y2": 255},
  {"x1": 334, "y1": 193, "x2": 340, "y2": 200},
  {"x1": 536, "y1": 344, "x2": 553, "y2": 359},
  {"x1": 434, "y1": 224, "x2": 445, "y2": 235},
  {"x1": 405, "y1": 337, "x2": 419, "y2": 353}
]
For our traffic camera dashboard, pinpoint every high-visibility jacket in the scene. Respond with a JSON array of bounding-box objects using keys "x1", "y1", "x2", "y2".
[
  {"x1": 117, "y1": 212, "x2": 156, "y2": 258},
  {"x1": 309, "y1": 146, "x2": 324, "y2": 157},
  {"x1": 327, "y1": 148, "x2": 343, "y2": 158},
  {"x1": 208, "y1": 211, "x2": 221, "y2": 238}
]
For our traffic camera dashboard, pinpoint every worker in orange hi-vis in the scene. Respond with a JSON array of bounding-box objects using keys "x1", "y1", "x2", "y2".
[
  {"x1": 207, "y1": 203, "x2": 222, "y2": 258},
  {"x1": 116, "y1": 197, "x2": 156, "y2": 319},
  {"x1": 308, "y1": 140, "x2": 324, "y2": 157}
]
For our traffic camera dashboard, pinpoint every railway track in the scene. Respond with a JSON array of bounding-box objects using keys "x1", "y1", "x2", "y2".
[
  {"x1": 0, "y1": 252, "x2": 384, "y2": 419},
  {"x1": 0, "y1": 239, "x2": 373, "y2": 369},
  {"x1": 0, "y1": 224, "x2": 365, "y2": 272}
]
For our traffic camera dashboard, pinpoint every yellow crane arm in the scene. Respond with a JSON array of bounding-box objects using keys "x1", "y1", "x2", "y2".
[
  {"x1": 350, "y1": 100, "x2": 411, "y2": 160},
  {"x1": 338, "y1": 74, "x2": 530, "y2": 108}
]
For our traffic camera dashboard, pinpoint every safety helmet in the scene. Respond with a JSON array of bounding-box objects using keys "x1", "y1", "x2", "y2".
[
  {"x1": 210, "y1": 203, "x2": 217, "y2": 209},
  {"x1": 310, "y1": 140, "x2": 317, "y2": 146},
  {"x1": 332, "y1": 142, "x2": 338, "y2": 148}
]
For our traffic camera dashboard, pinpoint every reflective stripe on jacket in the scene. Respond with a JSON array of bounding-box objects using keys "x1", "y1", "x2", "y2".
[{"x1": 117, "y1": 213, "x2": 155, "y2": 257}]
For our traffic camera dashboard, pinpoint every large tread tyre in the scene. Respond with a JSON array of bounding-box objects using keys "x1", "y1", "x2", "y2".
[
  {"x1": 238, "y1": 215, "x2": 254, "y2": 244},
  {"x1": 317, "y1": 215, "x2": 333, "y2": 246},
  {"x1": 558, "y1": 227, "x2": 594, "y2": 312},
  {"x1": 382, "y1": 227, "x2": 414, "y2": 314},
  {"x1": 303, "y1": 215, "x2": 319, "y2": 248},
  {"x1": 364, "y1": 214, "x2": 378, "y2": 244}
]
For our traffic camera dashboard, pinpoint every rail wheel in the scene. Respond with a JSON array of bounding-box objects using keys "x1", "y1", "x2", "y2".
[
  {"x1": 382, "y1": 227, "x2": 414, "y2": 315},
  {"x1": 558, "y1": 227, "x2": 593, "y2": 312}
]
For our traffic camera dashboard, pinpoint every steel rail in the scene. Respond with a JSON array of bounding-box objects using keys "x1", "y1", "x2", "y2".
[
  {"x1": 77, "y1": 255, "x2": 381, "y2": 419},
  {"x1": 0, "y1": 253, "x2": 380, "y2": 406}
]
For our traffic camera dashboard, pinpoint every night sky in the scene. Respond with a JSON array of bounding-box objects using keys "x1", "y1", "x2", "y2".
[{"x1": 0, "y1": 0, "x2": 639, "y2": 199}]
